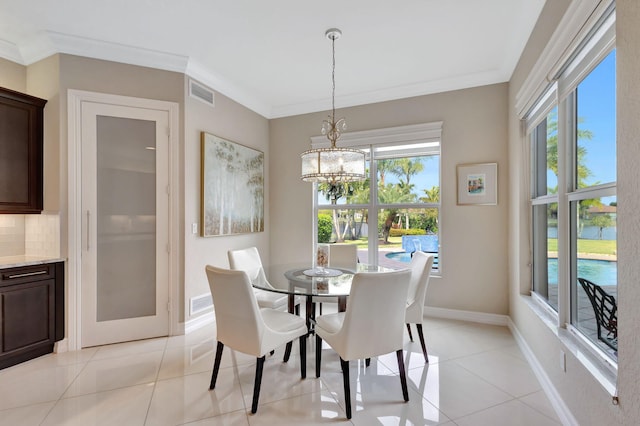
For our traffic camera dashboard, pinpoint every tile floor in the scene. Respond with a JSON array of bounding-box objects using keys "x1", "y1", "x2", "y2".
[{"x1": 0, "y1": 314, "x2": 563, "y2": 425}]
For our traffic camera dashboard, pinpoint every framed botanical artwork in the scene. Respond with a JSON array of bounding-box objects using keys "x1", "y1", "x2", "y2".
[
  {"x1": 457, "y1": 162, "x2": 498, "y2": 205},
  {"x1": 201, "y1": 132, "x2": 264, "y2": 236}
]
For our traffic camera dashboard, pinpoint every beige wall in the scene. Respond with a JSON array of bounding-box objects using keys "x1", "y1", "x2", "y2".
[
  {"x1": 0, "y1": 57, "x2": 26, "y2": 91},
  {"x1": 183, "y1": 79, "x2": 270, "y2": 322},
  {"x1": 270, "y1": 83, "x2": 510, "y2": 315},
  {"x1": 508, "y1": 0, "x2": 640, "y2": 424},
  {"x1": 613, "y1": 0, "x2": 640, "y2": 422}
]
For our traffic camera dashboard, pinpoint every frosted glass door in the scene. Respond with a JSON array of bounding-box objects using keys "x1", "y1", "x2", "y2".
[
  {"x1": 81, "y1": 101, "x2": 169, "y2": 347},
  {"x1": 96, "y1": 116, "x2": 157, "y2": 321}
]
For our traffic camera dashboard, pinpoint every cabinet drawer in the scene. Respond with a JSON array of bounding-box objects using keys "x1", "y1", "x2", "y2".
[{"x1": 0, "y1": 264, "x2": 55, "y2": 287}]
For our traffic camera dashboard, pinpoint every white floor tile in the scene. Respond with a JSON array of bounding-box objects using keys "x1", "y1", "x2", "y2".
[
  {"x1": 63, "y1": 350, "x2": 163, "y2": 398},
  {"x1": 454, "y1": 399, "x2": 562, "y2": 426},
  {"x1": 519, "y1": 390, "x2": 562, "y2": 423},
  {"x1": 42, "y1": 383, "x2": 154, "y2": 426},
  {"x1": 246, "y1": 390, "x2": 351, "y2": 425},
  {"x1": 0, "y1": 318, "x2": 562, "y2": 425},
  {"x1": 453, "y1": 349, "x2": 542, "y2": 397},
  {"x1": 91, "y1": 338, "x2": 167, "y2": 361},
  {"x1": 0, "y1": 401, "x2": 54, "y2": 426},
  {"x1": 145, "y1": 370, "x2": 246, "y2": 425},
  {"x1": 180, "y1": 410, "x2": 250, "y2": 425},
  {"x1": 411, "y1": 360, "x2": 513, "y2": 420},
  {"x1": 235, "y1": 355, "x2": 323, "y2": 407},
  {"x1": 0, "y1": 363, "x2": 84, "y2": 411}
]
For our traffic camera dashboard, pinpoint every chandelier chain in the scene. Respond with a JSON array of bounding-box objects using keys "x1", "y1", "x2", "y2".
[{"x1": 331, "y1": 33, "x2": 336, "y2": 125}]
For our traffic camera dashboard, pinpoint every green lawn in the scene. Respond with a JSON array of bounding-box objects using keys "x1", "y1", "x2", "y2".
[
  {"x1": 547, "y1": 238, "x2": 616, "y2": 256},
  {"x1": 333, "y1": 237, "x2": 403, "y2": 249}
]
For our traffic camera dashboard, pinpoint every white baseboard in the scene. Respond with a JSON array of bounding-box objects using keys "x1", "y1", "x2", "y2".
[
  {"x1": 184, "y1": 311, "x2": 215, "y2": 334},
  {"x1": 424, "y1": 306, "x2": 509, "y2": 326},
  {"x1": 54, "y1": 338, "x2": 69, "y2": 353},
  {"x1": 508, "y1": 318, "x2": 578, "y2": 426}
]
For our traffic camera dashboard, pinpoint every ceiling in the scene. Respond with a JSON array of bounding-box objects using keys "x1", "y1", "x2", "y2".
[{"x1": 0, "y1": 0, "x2": 545, "y2": 119}]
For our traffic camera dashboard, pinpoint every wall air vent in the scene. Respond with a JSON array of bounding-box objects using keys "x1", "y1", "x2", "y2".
[
  {"x1": 189, "y1": 79, "x2": 215, "y2": 107},
  {"x1": 190, "y1": 293, "x2": 213, "y2": 315}
]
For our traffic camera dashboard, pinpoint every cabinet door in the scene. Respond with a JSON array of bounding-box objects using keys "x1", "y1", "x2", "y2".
[
  {"x1": 0, "y1": 87, "x2": 46, "y2": 213},
  {"x1": 0, "y1": 279, "x2": 55, "y2": 354}
]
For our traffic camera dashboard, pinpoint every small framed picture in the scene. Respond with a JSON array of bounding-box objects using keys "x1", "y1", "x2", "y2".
[{"x1": 457, "y1": 162, "x2": 498, "y2": 205}]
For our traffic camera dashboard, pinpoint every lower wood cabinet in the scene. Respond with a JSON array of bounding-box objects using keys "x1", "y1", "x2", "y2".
[{"x1": 0, "y1": 262, "x2": 64, "y2": 369}]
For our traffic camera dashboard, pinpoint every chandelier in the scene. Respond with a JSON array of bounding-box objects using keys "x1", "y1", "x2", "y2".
[{"x1": 300, "y1": 28, "x2": 366, "y2": 183}]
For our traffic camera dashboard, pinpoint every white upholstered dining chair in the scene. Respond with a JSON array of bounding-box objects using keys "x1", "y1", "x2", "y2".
[
  {"x1": 405, "y1": 251, "x2": 434, "y2": 362},
  {"x1": 314, "y1": 269, "x2": 412, "y2": 419},
  {"x1": 205, "y1": 265, "x2": 308, "y2": 414},
  {"x1": 315, "y1": 243, "x2": 359, "y2": 316},
  {"x1": 328, "y1": 243, "x2": 358, "y2": 271},
  {"x1": 228, "y1": 247, "x2": 301, "y2": 314}
]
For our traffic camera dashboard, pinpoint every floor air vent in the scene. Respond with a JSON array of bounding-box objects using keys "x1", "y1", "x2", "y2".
[
  {"x1": 189, "y1": 79, "x2": 215, "y2": 107},
  {"x1": 190, "y1": 293, "x2": 213, "y2": 315}
]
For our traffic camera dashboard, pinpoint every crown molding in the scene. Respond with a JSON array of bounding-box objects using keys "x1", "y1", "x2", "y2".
[{"x1": 7, "y1": 31, "x2": 274, "y2": 117}]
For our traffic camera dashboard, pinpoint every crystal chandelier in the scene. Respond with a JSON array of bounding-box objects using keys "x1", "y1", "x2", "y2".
[{"x1": 300, "y1": 28, "x2": 366, "y2": 183}]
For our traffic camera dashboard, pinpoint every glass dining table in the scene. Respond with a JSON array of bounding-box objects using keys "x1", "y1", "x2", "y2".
[{"x1": 260, "y1": 263, "x2": 395, "y2": 332}]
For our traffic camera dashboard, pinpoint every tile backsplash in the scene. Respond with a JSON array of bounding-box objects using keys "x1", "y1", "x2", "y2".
[
  {"x1": 0, "y1": 215, "x2": 26, "y2": 256},
  {"x1": 25, "y1": 214, "x2": 60, "y2": 257},
  {"x1": 0, "y1": 214, "x2": 59, "y2": 258}
]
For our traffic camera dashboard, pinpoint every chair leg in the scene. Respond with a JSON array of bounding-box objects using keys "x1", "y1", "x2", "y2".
[
  {"x1": 251, "y1": 356, "x2": 266, "y2": 414},
  {"x1": 319, "y1": 302, "x2": 323, "y2": 315},
  {"x1": 209, "y1": 341, "x2": 224, "y2": 390},
  {"x1": 299, "y1": 335, "x2": 307, "y2": 379},
  {"x1": 396, "y1": 349, "x2": 409, "y2": 402},
  {"x1": 416, "y1": 323, "x2": 429, "y2": 363},
  {"x1": 406, "y1": 323, "x2": 414, "y2": 342},
  {"x1": 365, "y1": 358, "x2": 371, "y2": 367},
  {"x1": 295, "y1": 303, "x2": 300, "y2": 316},
  {"x1": 315, "y1": 334, "x2": 322, "y2": 378},
  {"x1": 283, "y1": 342, "x2": 292, "y2": 362},
  {"x1": 340, "y1": 358, "x2": 352, "y2": 419}
]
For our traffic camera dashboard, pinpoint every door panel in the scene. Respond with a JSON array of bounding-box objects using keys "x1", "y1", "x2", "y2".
[{"x1": 81, "y1": 102, "x2": 169, "y2": 347}]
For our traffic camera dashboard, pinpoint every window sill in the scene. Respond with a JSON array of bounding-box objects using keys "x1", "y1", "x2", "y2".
[{"x1": 523, "y1": 294, "x2": 617, "y2": 397}]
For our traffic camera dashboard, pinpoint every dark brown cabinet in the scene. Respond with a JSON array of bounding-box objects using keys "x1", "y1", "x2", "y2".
[
  {"x1": 0, "y1": 262, "x2": 64, "y2": 369},
  {"x1": 0, "y1": 86, "x2": 47, "y2": 214}
]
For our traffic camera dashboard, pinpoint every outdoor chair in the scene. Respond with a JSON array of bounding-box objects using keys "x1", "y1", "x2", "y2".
[{"x1": 578, "y1": 277, "x2": 618, "y2": 352}]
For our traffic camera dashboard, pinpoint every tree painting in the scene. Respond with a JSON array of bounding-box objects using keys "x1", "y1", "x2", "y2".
[{"x1": 201, "y1": 133, "x2": 264, "y2": 236}]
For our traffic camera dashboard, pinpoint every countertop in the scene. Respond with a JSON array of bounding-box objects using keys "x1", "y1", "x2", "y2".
[{"x1": 0, "y1": 256, "x2": 66, "y2": 269}]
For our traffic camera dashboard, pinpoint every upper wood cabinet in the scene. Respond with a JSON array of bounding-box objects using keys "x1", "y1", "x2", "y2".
[{"x1": 0, "y1": 86, "x2": 47, "y2": 214}]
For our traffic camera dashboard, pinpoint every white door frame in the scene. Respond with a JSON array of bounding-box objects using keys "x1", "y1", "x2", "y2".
[{"x1": 66, "y1": 89, "x2": 180, "y2": 351}]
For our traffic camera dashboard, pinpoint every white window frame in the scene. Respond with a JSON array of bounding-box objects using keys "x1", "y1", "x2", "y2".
[
  {"x1": 311, "y1": 122, "x2": 442, "y2": 273},
  {"x1": 521, "y1": 0, "x2": 617, "y2": 393}
]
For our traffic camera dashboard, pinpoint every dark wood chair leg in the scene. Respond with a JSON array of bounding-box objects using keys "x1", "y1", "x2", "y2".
[
  {"x1": 340, "y1": 358, "x2": 352, "y2": 419},
  {"x1": 396, "y1": 349, "x2": 409, "y2": 402},
  {"x1": 406, "y1": 323, "x2": 414, "y2": 342},
  {"x1": 319, "y1": 302, "x2": 323, "y2": 315},
  {"x1": 299, "y1": 335, "x2": 307, "y2": 379},
  {"x1": 315, "y1": 334, "x2": 322, "y2": 378},
  {"x1": 209, "y1": 341, "x2": 224, "y2": 389},
  {"x1": 251, "y1": 356, "x2": 266, "y2": 414},
  {"x1": 283, "y1": 342, "x2": 292, "y2": 362},
  {"x1": 295, "y1": 304, "x2": 300, "y2": 316},
  {"x1": 416, "y1": 323, "x2": 429, "y2": 363},
  {"x1": 365, "y1": 358, "x2": 371, "y2": 367}
]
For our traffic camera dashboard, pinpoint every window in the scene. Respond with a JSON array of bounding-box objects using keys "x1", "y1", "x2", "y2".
[
  {"x1": 313, "y1": 124, "x2": 441, "y2": 272},
  {"x1": 529, "y1": 36, "x2": 616, "y2": 361}
]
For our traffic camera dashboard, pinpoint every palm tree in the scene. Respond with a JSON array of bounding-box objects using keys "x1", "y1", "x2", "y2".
[
  {"x1": 421, "y1": 186, "x2": 440, "y2": 203},
  {"x1": 546, "y1": 109, "x2": 593, "y2": 190}
]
